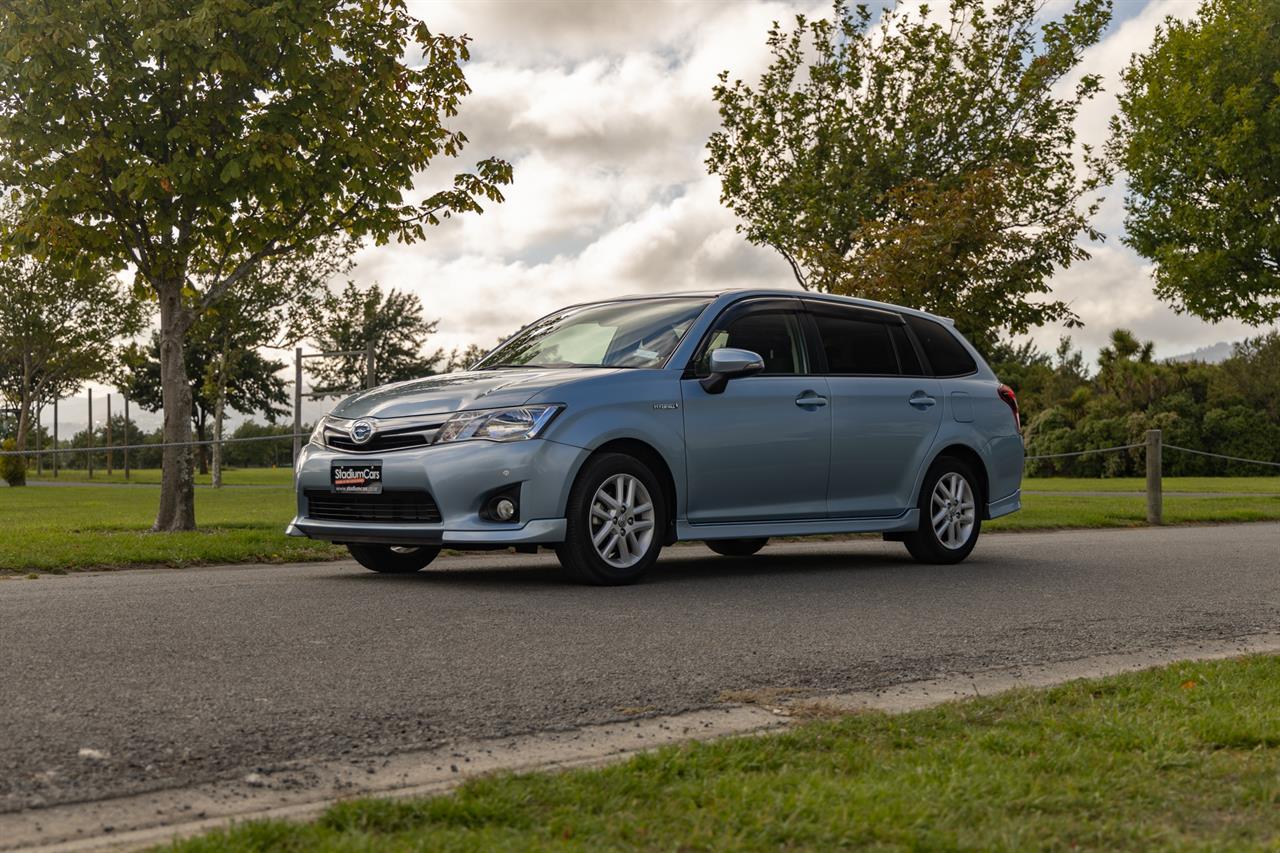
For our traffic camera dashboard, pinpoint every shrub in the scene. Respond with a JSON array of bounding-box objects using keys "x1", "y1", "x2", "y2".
[{"x1": 0, "y1": 438, "x2": 26, "y2": 486}]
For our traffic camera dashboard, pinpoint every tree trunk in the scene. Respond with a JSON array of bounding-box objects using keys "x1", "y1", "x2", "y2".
[
  {"x1": 9, "y1": 351, "x2": 31, "y2": 486},
  {"x1": 212, "y1": 349, "x2": 226, "y2": 489},
  {"x1": 153, "y1": 284, "x2": 196, "y2": 531}
]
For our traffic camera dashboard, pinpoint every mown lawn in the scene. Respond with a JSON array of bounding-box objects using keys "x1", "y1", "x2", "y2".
[
  {"x1": 0, "y1": 484, "x2": 341, "y2": 573},
  {"x1": 1024, "y1": 476, "x2": 1280, "y2": 493},
  {"x1": 2, "y1": 478, "x2": 1279, "y2": 573},
  {"x1": 989, "y1": 493, "x2": 1280, "y2": 531},
  {"x1": 171, "y1": 654, "x2": 1280, "y2": 851}
]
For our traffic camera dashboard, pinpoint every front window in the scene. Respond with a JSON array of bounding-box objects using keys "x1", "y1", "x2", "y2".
[{"x1": 477, "y1": 298, "x2": 711, "y2": 370}]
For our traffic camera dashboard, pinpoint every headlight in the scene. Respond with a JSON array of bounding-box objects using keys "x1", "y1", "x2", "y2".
[
  {"x1": 434, "y1": 405, "x2": 561, "y2": 444},
  {"x1": 309, "y1": 416, "x2": 332, "y2": 447}
]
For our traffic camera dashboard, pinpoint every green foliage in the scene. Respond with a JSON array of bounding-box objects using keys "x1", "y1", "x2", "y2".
[
  {"x1": 444, "y1": 343, "x2": 491, "y2": 373},
  {"x1": 309, "y1": 281, "x2": 446, "y2": 395},
  {"x1": 0, "y1": 202, "x2": 145, "y2": 453},
  {"x1": 1008, "y1": 330, "x2": 1280, "y2": 476},
  {"x1": 0, "y1": 1, "x2": 512, "y2": 276},
  {"x1": 707, "y1": 0, "x2": 1111, "y2": 351},
  {"x1": 0, "y1": 438, "x2": 25, "y2": 486},
  {"x1": 1111, "y1": 0, "x2": 1280, "y2": 324},
  {"x1": 120, "y1": 332, "x2": 289, "y2": 434},
  {"x1": 0, "y1": 0, "x2": 511, "y2": 526}
]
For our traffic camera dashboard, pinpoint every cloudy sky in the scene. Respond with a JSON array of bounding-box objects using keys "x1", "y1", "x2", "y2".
[
  {"x1": 65, "y1": 0, "x2": 1263, "y2": 431},
  {"x1": 338, "y1": 0, "x2": 1263, "y2": 365}
]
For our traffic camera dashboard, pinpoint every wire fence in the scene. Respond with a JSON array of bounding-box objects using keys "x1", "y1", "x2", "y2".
[
  {"x1": 0, "y1": 344, "x2": 373, "y2": 479},
  {"x1": 3, "y1": 430, "x2": 1279, "y2": 468},
  {"x1": 0, "y1": 432, "x2": 309, "y2": 456},
  {"x1": 1023, "y1": 443, "x2": 1146, "y2": 462}
]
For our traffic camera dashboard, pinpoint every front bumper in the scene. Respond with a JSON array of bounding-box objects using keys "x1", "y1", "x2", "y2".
[{"x1": 288, "y1": 438, "x2": 588, "y2": 547}]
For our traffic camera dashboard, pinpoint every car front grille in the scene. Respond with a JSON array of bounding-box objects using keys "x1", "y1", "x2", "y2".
[
  {"x1": 323, "y1": 421, "x2": 442, "y2": 453},
  {"x1": 304, "y1": 490, "x2": 443, "y2": 524}
]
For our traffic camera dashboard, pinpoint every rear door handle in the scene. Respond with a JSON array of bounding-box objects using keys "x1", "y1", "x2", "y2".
[
  {"x1": 795, "y1": 391, "x2": 828, "y2": 408},
  {"x1": 909, "y1": 392, "x2": 936, "y2": 409}
]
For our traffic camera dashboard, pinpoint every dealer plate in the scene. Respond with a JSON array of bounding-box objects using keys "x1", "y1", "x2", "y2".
[{"x1": 331, "y1": 463, "x2": 383, "y2": 494}]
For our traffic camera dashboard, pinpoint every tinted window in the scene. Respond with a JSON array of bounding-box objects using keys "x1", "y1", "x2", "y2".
[
  {"x1": 889, "y1": 324, "x2": 925, "y2": 376},
  {"x1": 905, "y1": 316, "x2": 977, "y2": 376},
  {"x1": 699, "y1": 310, "x2": 803, "y2": 375},
  {"x1": 811, "y1": 312, "x2": 899, "y2": 374}
]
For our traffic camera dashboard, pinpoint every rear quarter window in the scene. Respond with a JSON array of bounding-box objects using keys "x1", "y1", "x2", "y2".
[{"x1": 905, "y1": 316, "x2": 978, "y2": 377}]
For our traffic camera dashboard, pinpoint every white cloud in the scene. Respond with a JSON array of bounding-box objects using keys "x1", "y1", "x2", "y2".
[{"x1": 341, "y1": 0, "x2": 1269, "y2": 370}]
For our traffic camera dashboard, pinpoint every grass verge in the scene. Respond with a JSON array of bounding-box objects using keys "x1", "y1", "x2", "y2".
[
  {"x1": 3, "y1": 480, "x2": 1279, "y2": 573},
  {"x1": 989, "y1": 493, "x2": 1280, "y2": 531},
  {"x1": 0, "y1": 485, "x2": 341, "y2": 573},
  {"x1": 171, "y1": 654, "x2": 1280, "y2": 851},
  {"x1": 1023, "y1": 476, "x2": 1280, "y2": 493}
]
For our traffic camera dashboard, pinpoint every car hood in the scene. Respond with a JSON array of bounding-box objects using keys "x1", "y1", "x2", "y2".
[{"x1": 327, "y1": 368, "x2": 619, "y2": 420}]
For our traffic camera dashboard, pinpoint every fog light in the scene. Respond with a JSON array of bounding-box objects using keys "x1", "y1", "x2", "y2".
[{"x1": 494, "y1": 497, "x2": 517, "y2": 521}]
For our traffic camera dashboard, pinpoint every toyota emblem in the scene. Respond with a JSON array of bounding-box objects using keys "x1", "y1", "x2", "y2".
[{"x1": 349, "y1": 419, "x2": 375, "y2": 445}]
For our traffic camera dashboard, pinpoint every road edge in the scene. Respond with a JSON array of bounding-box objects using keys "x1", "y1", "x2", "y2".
[{"x1": 5, "y1": 631, "x2": 1279, "y2": 852}]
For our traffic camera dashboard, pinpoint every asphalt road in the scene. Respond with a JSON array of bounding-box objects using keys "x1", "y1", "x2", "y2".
[{"x1": 2, "y1": 524, "x2": 1278, "y2": 814}]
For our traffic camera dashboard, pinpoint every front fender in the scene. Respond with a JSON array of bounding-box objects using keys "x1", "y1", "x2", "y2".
[{"x1": 531, "y1": 371, "x2": 688, "y2": 520}]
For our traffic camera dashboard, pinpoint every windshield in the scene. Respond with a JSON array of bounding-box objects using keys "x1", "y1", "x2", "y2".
[{"x1": 477, "y1": 298, "x2": 711, "y2": 370}]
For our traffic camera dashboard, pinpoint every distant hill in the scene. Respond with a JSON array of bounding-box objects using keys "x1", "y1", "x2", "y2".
[{"x1": 1167, "y1": 341, "x2": 1237, "y2": 364}]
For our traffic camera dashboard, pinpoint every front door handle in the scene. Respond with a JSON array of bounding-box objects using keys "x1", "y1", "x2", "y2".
[
  {"x1": 909, "y1": 392, "x2": 936, "y2": 409},
  {"x1": 795, "y1": 391, "x2": 828, "y2": 408}
]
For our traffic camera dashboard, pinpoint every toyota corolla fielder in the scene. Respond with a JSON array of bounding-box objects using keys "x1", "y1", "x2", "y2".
[{"x1": 289, "y1": 290, "x2": 1024, "y2": 584}]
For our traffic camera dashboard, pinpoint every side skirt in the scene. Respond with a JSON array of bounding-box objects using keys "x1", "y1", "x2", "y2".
[{"x1": 677, "y1": 509, "x2": 919, "y2": 542}]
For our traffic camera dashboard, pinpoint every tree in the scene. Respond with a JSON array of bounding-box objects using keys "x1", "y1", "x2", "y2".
[
  {"x1": 444, "y1": 343, "x2": 489, "y2": 373},
  {"x1": 0, "y1": 213, "x2": 145, "y2": 485},
  {"x1": 1110, "y1": 0, "x2": 1280, "y2": 324},
  {"x1": 120, "y1": 327, "x2": 290, "y2": 475},
  {"x1": 0, "y1": 1, "x2": 511, "y2": 529},
  {"x1": 196, "y1": 237, "x2": 351, "y2": 486},
  {"x1": 707, "y1": 0, "x2": 1111, "y2": 352},
  {"x1": 309, "y1": 281, "x2": 446, "y2": 395}
]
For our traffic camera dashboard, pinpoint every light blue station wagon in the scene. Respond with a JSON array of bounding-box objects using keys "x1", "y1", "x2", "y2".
[{"x1": 289, "y1": 290, "x2": 1024, "y2": 584}]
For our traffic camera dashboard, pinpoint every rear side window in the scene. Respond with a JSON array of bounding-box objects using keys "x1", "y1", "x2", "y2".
[
  {"x1": 889, "y1": 324, "x2": 925, "y2": 376},
  {"x1": 905, "y1": 316, "x2": 977, "y2": 376},
  {"x1": 811, "y1": 312, "x2": 899, "y2": 375}
]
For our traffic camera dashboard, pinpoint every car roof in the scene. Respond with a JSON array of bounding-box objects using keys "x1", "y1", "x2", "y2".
[{"x1": 578, "y1": 288, "x2": 956, "y2": 325}]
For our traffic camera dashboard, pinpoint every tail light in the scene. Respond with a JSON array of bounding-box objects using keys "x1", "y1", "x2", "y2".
[{"x1": 997, "y1": 384, "x2": 1021, "y2": 434}]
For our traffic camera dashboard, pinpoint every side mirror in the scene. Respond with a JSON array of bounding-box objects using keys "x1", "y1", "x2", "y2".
[{"x1": 700, "y1": 347, "x2": 765, "y2": 394}]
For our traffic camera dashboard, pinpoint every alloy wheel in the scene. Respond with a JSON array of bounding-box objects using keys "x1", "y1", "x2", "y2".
[
  {"x1": 589, "y1": 473, "x2": 656, "y2": 569},
  {"x1": 931, "y1": 472, "x2": 976, "y2": 550}
]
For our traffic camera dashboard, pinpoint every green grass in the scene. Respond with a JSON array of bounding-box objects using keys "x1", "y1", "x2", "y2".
[
  {"x1": 1024, "y1": 476, "x2": 1280, "y2": 494},
  {"x1": 170, "y1": 654, "x2": 1280, "y2": 851},
  {"x1": 990, "y1": 493, "x2": 1280, "y2": 531},
  {"x1": 0, "y1": 485, "x2": 341, "y2": 573},
  {"x1": 3, "y1": 478, "x2": 1279, "y2": 573},
  {"x1": 26, "y1": 466, "x2": 295, "y2": 486}
]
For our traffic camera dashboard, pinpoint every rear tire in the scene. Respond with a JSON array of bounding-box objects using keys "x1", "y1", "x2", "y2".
[
  {"x1": 902, "y1": 457, "x2": 982, "y2": 564},
  {"x1": 557, "y1": 452, "x2": 666, "y2": 585},
  {"x1": 706, "y1": 538, "x2": 768, "y2": 557},
  {"x1": 347, "y1": 543, "x2": 441, "y2": 574}
]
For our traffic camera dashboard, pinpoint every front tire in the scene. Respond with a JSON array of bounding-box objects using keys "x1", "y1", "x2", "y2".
[
  {"x1": 706, "y1": 538, "x2": 768, "y2": 557},
  {"x1": 347, "y1": 543, "x2": 441, "y2": 574},
  {"x1": 557, "y1": 452, "x2": 666, "y2": 585},
  {"x1": 902, "y1": 457, "x2": 982, "y2": 564}
]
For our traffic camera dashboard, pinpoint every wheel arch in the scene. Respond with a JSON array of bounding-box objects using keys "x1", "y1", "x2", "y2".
[
  {"x1": 571, "y1": 438, "x2": 680, "y2": 545},
  {"x1": 924, "y1": 443, "x2": 991, "y2": 519}
]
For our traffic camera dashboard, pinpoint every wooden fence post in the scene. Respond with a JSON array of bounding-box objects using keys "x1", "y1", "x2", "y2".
[{"x1": 1146, "y1": 429, "x2": 1163, "y2": 525}]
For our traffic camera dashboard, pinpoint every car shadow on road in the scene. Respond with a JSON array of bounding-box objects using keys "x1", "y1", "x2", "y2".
[{"x1": 326, "y1": 542, "x2": 978, "y2": 590}]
